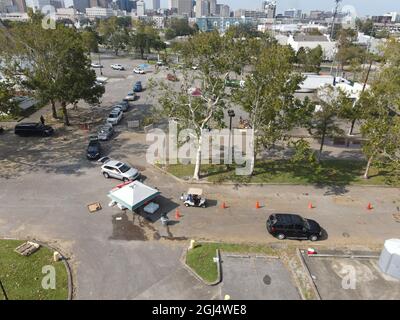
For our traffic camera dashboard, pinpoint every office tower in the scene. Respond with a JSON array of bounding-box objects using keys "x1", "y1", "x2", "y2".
[
  {"x1": 177, "y1": 0, "x2": 191, "y2": 16},
  {"x1": 263, "y1": 0, "x2": 276, "y2": 18},
  {"x1": 144, "y1": 0, "x2": 158, "y2": 10},
  {"x1": 117, "y1": 0, "x2": 132, "y2": 11},
  {"x1": 70, "y1": 0, "x2": 89, "y2": 12},
  {"x1": 208, "y1": 0, "x2": 216, "y2": 15},
  {"x1": 50, "y1": 0, "x2": 63, "y2": 8},
  {"x1": 195, "y1": 0, "x2": 207, "y2": 17},
  {"x1": 26, "y1": 0, "x2": 50, "y2": 11},
  {"x1": 13, "y1": 0, "x2": 27, "y2": 12},
  {"x1": 136, "y1": 0, "x2": 144, "y2": 15},
  {"x1": 168, "y1": 0, "x2": 177, "y2": 9},
  {"x1": 220, "y1": 4, "x2": 229, "y2": 17}
]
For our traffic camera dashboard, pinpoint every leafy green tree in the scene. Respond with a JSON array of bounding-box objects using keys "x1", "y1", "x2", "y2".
[
  {"x1": 153, "y1": 31, "x2": 238, "y2": 180},
  {"x1": 81, "y1": 28, "x2": 100, "y2": 53},
  {"x1": 129, "y1": 21, "x2": 162, "y2": 59},
  {"x1": 98, "y1": 16, "x2": 128, "y2": 55},
  {"x1": 233, "y1": 42, "x2": 305, "y2": 174},
  {"x1": 335, "y1": 28, "x2": 366, "y2": 73},
  {"x1": 356, "y1": 18, "x2": 375, "y2": 36},
  {"x1": 306, "y1": 85, "x2": 351, "y2": 162},
  {"x1": 289, "y1": 139, "x2": 318, "y2": 167},
  {"x1": 296, "y1": 45, "x2": 323, "y2": 73},
  {"x1": 0, "y1": 81, "x2": 17, "y2": 117},
  {"x1": 0, "y1": 20, "x2": 104, "y2": 125},
  {"x1": 168, "y1": 18, "x2": 196, "y2": 37}
]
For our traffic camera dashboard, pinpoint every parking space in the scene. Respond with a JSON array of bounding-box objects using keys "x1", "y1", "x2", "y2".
[
  {"x1": 220, "y1": 253, "x2": 301, "y2": 300},
  {"x1": 302, "y1": 250, "x2": 400, "y2": 299}
]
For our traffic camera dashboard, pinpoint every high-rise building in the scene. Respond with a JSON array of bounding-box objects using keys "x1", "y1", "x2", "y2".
[
  {"x1": 208, "y1": 0, "x2": 216, "y2": 15},
  {"x1": 168, "y1": 0, "x2": 177, "y2": 9},
  {"x1": 26, "y1": 0, "x2": 50, "y2": 11},
  {"x1": 13, "y1": 0, "x2": 27, "y2": 12},
  {"x1": 177, "y1": 0, "x2": 191, "y2": 16},
  {"x1": 136, "y1": 0, "x2": 144, "y2": 15},
  {"x1": 144, "y1": 0, "x2": 158, "y2": 10},
  {"x1": 262, "y1": 0, "x2": 276, "y2": 19},
  {"x1": 69, "y1": 0, "x2": 89, "y2": 12},
  {"x1": 117, "y1": 0, "x2": 132, "y2": 11},
  {"x1": 219, "y1": 3, "x2": 228, "y2": 17},
  {"x1": 195, "y1": 0, "x2": 207, "y2": 17}
]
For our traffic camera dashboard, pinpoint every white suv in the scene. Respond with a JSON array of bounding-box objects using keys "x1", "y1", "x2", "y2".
[
  {"x1": 106, "y1": 108, "x2": 123, "y2": 125},
  {"x1": 100, "y1": 158, "x2": 140, "y2": 182},
  {"x1": 111, "y1": 64, "x2": 125, "y2": 70}
]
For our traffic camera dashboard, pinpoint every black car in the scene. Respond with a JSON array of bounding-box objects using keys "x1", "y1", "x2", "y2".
[
  {"x1": 266, "y1": 213, "x2": 322, "y2": 241},
  {"x1": 86, "y1": 137, "x2": 102, "y2": 160},
  {"x1": 14, "y1": 123, "x2": 54, "y2": 137}
]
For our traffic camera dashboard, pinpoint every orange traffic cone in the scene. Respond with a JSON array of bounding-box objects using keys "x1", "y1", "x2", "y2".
[
  {"x1": 308, "y1": 202, "x2": 314, "y2": 209},
  {"x1": 221, "y1": 202, "x2": 227, "y2": 209},
  {"x1": 175, "y1": 209, "x2": 181, "y2": 219},
  {"x1": 256, "y1": 201, "x2": 261, "y2": 209},
  {"x1": 367, "y1": 203, "x2": 373, "y2": 210}
]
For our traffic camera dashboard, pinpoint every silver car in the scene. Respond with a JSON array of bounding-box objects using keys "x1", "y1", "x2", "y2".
[
  {"x1": 113, "y1": 103, "x2": 128, "y2": 112},
  {"x1": 97, "y1": 124, "x2": 114, "y2": 141},
  {"x1": 100, "y1": 158, "x2": 140, "y2": 182}
]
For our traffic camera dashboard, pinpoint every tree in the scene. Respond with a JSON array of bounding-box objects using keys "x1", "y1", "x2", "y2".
[
  {"x1": 98, "y1": 16, "x2": 128, "y2": 55},
  {"x1": 0, "y1": 20, "x2": 104, "y2": 125},
  {"x1": 129, "y1": 21, "x2": 162, "y2": 59},
  {"x1": 306, "y1": 85, "x2": 351, "y2": 162},
  {"x1": 233, "y1": 41, "x2": 305, "y2": 174},
  {"x1": 168, "y1": 18, "x2": 196, "y2": 38},
  {"x1": 335, "y1": 28, "x2": 366, "y2": 73},
  {"x1": 153, "y1": 31, "x2": 237, "y2": 180},
  {"x1": 81, "y1": 28, "x2": 100, "y2": 53},
  {"x1": 356, "y1": 18, "x2": 375, "y2": 36},
  {"x1": 296, "y1": 45, "x2": 323, "y2": 73},
  {"x1": 360, "y1": 39, "x2": 400, "y2": 178},
  {"x1": 0, "y1": 81, "x2": 17, "y2": 117}
]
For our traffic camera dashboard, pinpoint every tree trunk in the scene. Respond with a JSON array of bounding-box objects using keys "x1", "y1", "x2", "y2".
[
  {"x1": 363, "y1": 155, "x2": 373, "y2": 179},
  {"x1": 50, "y1": 99, "x2": 57, "y2": 119},
  {"x1": 349, "y1": 118, "x2": 356, "y2": 136},
  {"x1": 140, "y1": 48, "x2": 144, "y2": 59},
  {"x1": 318, "y1": 130, "x2": 326, "y2": 163},
  {"x1": 249, "y1": 128, "x2": 256, "y2": 175},
  {"x1": 193, "y1": 135, "x2": 202, "y2": 180},
  {"x1": 61, "y1": 101, "x2": 70, "y2": 126}
]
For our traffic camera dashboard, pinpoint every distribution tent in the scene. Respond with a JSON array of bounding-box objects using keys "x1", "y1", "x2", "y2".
[
  {"x1": 378, "y1": 239, "x2": 400, "y2": 280},
  {"x1": 108, "y1": 181, "x2": 160, "y2": 211}
]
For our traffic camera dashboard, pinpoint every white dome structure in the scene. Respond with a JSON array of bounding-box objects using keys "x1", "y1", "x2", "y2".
[{"x1": 378, "y1": 239, "x2": 400, "y2": 280}]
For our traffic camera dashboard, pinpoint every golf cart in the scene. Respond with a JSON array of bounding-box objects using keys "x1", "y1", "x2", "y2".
[{"x1": 181, "y1": 188, "x2": 206, "y2": 208}]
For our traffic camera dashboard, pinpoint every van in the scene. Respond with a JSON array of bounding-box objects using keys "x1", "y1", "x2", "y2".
[{"x1": 14, "y1": 123, "x2": 54, "y2": 137}]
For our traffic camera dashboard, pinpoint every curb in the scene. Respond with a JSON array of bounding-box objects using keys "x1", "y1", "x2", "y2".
[
  {"x1": 0, "y1": 237, "x2": 73, "y2": 300},
  {"x1": 180, "y1": 247, "x2": 222, "y2": 286},
  {"x1": 151, "y1": 164, "x2": 400, "y2": 189},
  {"x1": 296, "y1": 248, "x2": 321, "y2": 300}
]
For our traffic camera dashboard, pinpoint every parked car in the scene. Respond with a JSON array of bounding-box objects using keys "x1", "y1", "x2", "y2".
[
  {"x1": 123, "y1": 92, "x2": 137, "y2": 101},
  {"x1": 100, "y1": 158, "x2": 140, "y2": 182},
  {"x1": 113, "y1": 103, "x2": 128, "y2": 112},
  {"x1": 156, "y1": 60, "x2": 164, "y2": 66},
  {"x1": 86, "y1": 136, "x2": 101, "y2": 160},
  {"x1": 97, "y1": 124, "x2": 114, "y2": 141},
  {"x1": 167, "y1": 73, "x2": 178, "y2": 82},
  {"x1": 111, "y1": 64, "x2": 125, "y2": 71},
  {"x1": 266, "y1": 213, "x2": 322, "y2": 241},
  {"x1": 14, "y1": 123, "x2": 54, "y2": 137},
  {"x1": 133, "y1": 81, "x2": 143, "y2": 92},
  {"x1": 133, "y1": 67, "x2": 145, "y2": 74},
  {"x1": 91, "y1": 62, "x2": 103, "y2": 68},
  {"x1": 106, "y1": 109, "x2": 123, "y2": 125}
]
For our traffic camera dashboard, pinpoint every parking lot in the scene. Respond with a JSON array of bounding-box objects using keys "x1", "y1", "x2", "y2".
[
  {"x1": 220, "y1": 253, "x2": 301, "y2": 300},
  {"x1": 301, "y1": 250, "x2": 400, "y2": 300}
]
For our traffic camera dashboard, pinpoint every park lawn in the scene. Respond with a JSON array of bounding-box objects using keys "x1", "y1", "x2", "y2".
[
  {"x1": 161, "y1": 159, "x2": 398, "y2": 186},
  {"x1": 0, "y1": 239, "x2": 68, "y2": 300},
  {"x1": 186, "y1": 242, "x2": 277, "y2": 283}
]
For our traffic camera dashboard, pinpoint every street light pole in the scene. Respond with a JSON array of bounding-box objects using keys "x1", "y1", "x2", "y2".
[{"x1": 228, "y1": 110, "x2": 235, "y2": 166}]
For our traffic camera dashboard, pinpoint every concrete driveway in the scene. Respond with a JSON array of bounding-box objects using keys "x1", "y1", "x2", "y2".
[
  {"x1": 220, "y1": 253, "x2": 300, "y2": 300},
  {"x1": 301, "y1": 250, "x2": 400, "y2": 300}
]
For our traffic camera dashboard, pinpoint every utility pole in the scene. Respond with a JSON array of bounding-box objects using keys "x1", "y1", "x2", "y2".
[{"x1": 330, "y1": 0, "x2": 342, "y2": 40}]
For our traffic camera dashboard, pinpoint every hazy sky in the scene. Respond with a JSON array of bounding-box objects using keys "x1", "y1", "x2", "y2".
[{"x1": 160, "y1": 0, "x2": 399, "y2": 16}]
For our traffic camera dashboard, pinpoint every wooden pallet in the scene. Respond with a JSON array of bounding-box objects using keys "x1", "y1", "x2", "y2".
[
  {"x1": 87, "y1": 202, "x2": 102, "y2": 213},
  {"x1": 14, "y1": 241, "x2": 40, "y2": 256}
]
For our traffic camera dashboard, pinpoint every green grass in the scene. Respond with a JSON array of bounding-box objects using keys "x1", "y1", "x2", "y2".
[
  {"x1": 186, "y1": 242, "x2": 277, "y2": 283},
  {"x1": 0, "y1": 240, "x2": 68, "y2": 300},
  {"x1": 161, "y1": 159, "x2": 399, "y2": 186}
]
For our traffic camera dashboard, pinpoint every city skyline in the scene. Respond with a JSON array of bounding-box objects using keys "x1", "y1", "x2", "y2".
[{"x1": 160, "y1": 0, "x2": 399, "y2": 16}]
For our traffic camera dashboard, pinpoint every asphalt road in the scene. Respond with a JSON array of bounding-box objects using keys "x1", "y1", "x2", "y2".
[{"x1": 0, "y1": 54, "x2": 399, "y2": 300}]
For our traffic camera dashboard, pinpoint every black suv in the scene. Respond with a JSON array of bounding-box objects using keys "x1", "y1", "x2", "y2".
[
  {"x1": 86, "y1": 137, "x2": 101, "y2": 160},
  {"x1": 266, "y1": 213, "x2": 322, "y2": 241},
  {"x1": 14, "y1": 123, "x2": 54, "y2": 137}
]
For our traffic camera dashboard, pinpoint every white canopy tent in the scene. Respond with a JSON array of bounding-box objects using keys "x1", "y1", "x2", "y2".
[
  {"x1": 378, "y1": 239, "x2": 400, "y2": 280},
  {"x1": 108, "y1": 181, "x2": 160, "y2": 211}
]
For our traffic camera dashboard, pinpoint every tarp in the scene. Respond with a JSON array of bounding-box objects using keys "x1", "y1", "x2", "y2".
[{"x1": 108, "y1": 181, "x2": 160, "y2": 211}]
